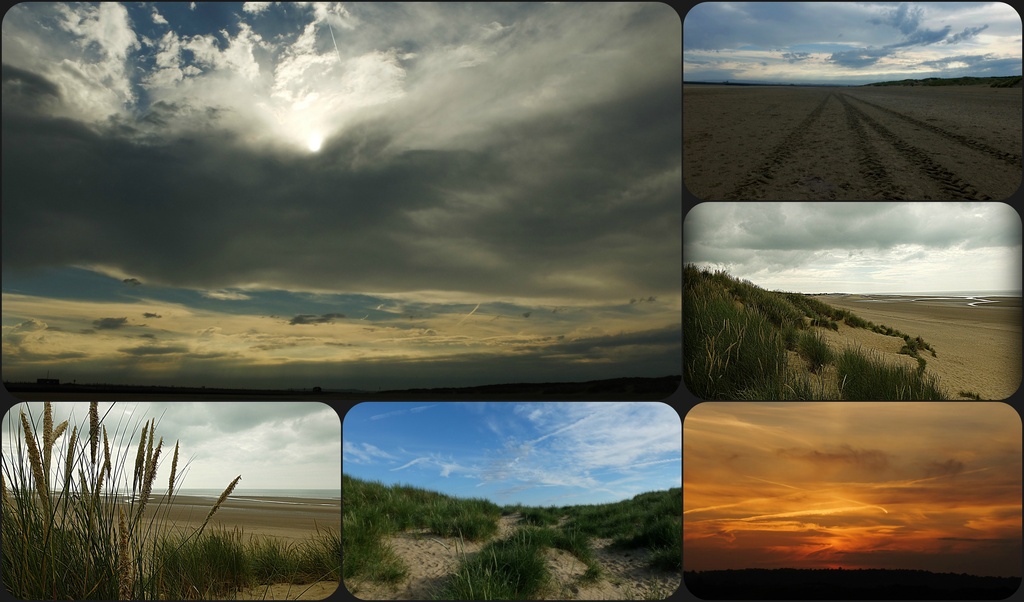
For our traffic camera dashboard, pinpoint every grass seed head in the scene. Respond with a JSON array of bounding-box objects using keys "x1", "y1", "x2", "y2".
[
  {"x1": 137, "y1": 437, "x2": 163, "y2": 519},
  {"x1": 52, "y1": 420, "x2": 68, "y2": 444},
  {"x1": 21, "y1": 411, "x2": 49, "y2": 509},
  {"x1": 200, "y1": 474, "x2": 241, "y2": 534},
  {"x1": 43, "y1": 402, "x2": 54, "y2": 475},
  {"x1": 89, "y1": 402, "x2": 99, "y2": 466},
  {"x1": 133, "y1": 422, "x2": 148, "y2": 493},
  {"x1": 118, "y1": 507, "x2": 133, "y2": 600},
  {"x1": 103, "y1": 425, "x2": 112, "y2": 480},
  {"x1": 64, "y1": 425, "x2": 78, "y2": 494},
  {"x1": 169, "y1": 440, "x2": 180, "y2": 497}
]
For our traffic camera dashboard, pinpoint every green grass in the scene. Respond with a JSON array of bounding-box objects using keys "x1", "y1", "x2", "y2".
[
  {"x1": 797, "y1": 330, "x2": 834, "y2": 373},
  {"x1": 959, "y1": 390, "x2": 984, "y2": 400},
  {"x1": 835, "y1": 347, "x2": 947, "y2": 400},
  {"x1": 684, "y1": 264, "x2": 948, "y2": 400},
  {"x1": 343, "y1": 475, "x2": 680, "y2": 599},
  {"x1": 1, "y1": 403, "x2": 338, "y2": 601}
]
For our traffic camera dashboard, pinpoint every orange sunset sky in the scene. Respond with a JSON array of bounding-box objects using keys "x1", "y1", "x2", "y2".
[{"x1": 684, "y1": 403, "x2": 1022, "y2": 577}]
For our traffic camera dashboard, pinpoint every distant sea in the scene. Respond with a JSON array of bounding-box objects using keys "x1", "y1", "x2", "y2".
[
  {"x1": 857, "y1": 290, "x2": 1021, "y2": 297},
  {"x1": 175, "y1": 488, "x2": 339, "y2": 500}
]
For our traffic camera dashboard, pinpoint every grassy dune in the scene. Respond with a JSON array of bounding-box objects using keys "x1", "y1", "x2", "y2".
[
  {"x1": 1, "y1": 402, "x2": 339, "y2": 600},
  {"x1": 684, "y1": 265, "x2": 946, "y2": 400},
  {"x1": 342, "y1": 474, "x2": 681, "y2": 600}
]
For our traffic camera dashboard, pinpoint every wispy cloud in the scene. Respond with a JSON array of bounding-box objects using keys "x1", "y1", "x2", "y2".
[
  {"x1": 343, "y1": 441, "x2": 398, "y2": 464},
  {"x1": 370, "y1": 405, "x2": 436, "y2": 421}
]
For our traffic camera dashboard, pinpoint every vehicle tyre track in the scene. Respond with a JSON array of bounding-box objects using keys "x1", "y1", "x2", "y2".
[
  {"x1": 836, "y1": 94, "x2": 908, "y2": 199},
  {"x1": 843, "y1": 94, "x2": 1022, "y2": 169},
  {"x1": 840, "y1": 94, "x2": 992, "y2": 200},
  {"x1": 724, "y1": 92, "x2": 833, "y2": 199}
]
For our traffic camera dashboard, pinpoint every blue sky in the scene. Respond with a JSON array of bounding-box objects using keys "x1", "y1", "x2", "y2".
[
  {"x1": 684, "y1": 2, "x2": 1022, "y2": 85},
  {"x1": 1, "y1": 3, "x2": 681, "y2": 390},
  {"x1": 342, "y1": 402, "x2": 682, "y2": 506}
]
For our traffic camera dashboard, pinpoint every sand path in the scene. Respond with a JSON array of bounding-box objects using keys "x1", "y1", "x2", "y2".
[{"x1": 344, "y1": 514, "x2": 681, "y2": 600}]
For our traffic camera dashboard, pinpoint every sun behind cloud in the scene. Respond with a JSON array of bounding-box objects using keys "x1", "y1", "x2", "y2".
[{"x1": 307, "y1": 132, "x2": 323, "y2": 152}]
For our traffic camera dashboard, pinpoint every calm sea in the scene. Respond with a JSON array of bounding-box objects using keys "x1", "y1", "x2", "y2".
[{"x1": 176, "y1": 488, "x2": 339, "y2": 500}]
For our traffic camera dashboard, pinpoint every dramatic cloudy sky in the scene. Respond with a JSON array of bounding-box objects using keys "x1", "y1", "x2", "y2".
[
  {"x1": 684, "y1": 202, "x2": 1023, "y2": 294},
  {"x1": 343, "y1": 401, "x2": 681, "y2": 506},
  {"x1": 684, "y1": 402, "x2": 1022, "y2": 577},
  {"x1": 1, "y1": 3, "x2": 682, "y2": 390},
  {"x1": 3, "y1": 401, "x2": 341, "y2": 491},
  {"x1": 684, "y1": 2, "x2": 1022, "y2": 84}
]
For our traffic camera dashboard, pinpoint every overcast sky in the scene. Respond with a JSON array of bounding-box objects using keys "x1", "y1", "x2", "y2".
[
  {"x1": 685, "y1": 402, "x2": 1022, "y2": 577},
  {"x1": 1, "y1": 2, "x2": 682, "y2": 390},
  {"x1": 684, "y1": 202, "x2": 1023, "y2": 294},
  {"x1": 343, "y1": 402, "x2": 681, "y2": 506},
  {"x1": 684, "y1": 2, "x2": 1022, "y2": 84},
  {"x1": 3, "y1": 401, "x2": 340, "y2": 491}
]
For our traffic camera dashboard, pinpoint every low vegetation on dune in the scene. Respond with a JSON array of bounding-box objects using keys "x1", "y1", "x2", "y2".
[
  {"x1": 864, "y1": 75, "x2": 1022, "y2": 87},
  {"x1": 1, "y1": 402, "x2": 339, "y2": 600},
  {"x1": 342, "y1": 474, "x2": 681, "y2": 600},
  {"x1": 684, "y1": 265, "x2": 946, "y2": 400}
]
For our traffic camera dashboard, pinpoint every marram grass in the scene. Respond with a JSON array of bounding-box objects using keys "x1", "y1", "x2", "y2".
[
  {"x1": 1, "y1": 402, "x2": 339, "y2": 600},
  {"x1": 684, "y1": 264, "x2": 948, "y2": 400}
]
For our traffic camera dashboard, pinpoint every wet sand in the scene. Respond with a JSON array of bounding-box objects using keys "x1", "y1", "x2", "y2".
[
  {"x1": 813, "y1": 294, "x2": 1022, "y2": 399},
  {"x1": 143, "y1": 494, "x2": 340, "y2": 543}
]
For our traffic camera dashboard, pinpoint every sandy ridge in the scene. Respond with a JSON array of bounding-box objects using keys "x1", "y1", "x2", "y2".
[{"x1": 345, "y1": 514, "x2": 681, "y2": 600}]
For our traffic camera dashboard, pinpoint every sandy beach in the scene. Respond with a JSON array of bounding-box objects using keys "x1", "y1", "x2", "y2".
[
  {"x1": 142, "y1": 494, "x2": 341, "y2": 543},
  {"x1": 684, "y1": 85, "x2": 1022, "y2": 200},
  {"x1": 812, "y1": 294, "x2": 1022, "y2": 399}
]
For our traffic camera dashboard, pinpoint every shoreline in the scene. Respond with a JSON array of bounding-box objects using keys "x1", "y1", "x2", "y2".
[
  {"x1": 812, "y1": 294, "x2": 1022, "y2": 399},
  {"x1": 140, "y1": 494, "x2": 341, "y2": 543}
]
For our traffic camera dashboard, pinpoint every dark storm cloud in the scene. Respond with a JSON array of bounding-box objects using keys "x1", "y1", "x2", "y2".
[
  {"x1": 2, "y1": 63, "x2": 61, "y2": 113},
  {"x1": 123, "y1": 278, "x2": 142, "y2": 286},
  {"x1": 288, "y1": 313, "x2": 346, "y2": 325},
  {"x1": 143, "y1": 312, "x2": 161, "y2": 318},
  {"x1": 93, "y1": 317, "x2": 129, "y2": 330},
  {"x1": 1, "y1": 2, "x2": 680, "y2": 305}
]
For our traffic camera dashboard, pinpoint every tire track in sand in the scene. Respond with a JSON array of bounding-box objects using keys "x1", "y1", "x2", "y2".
[
  {"x1": 836, "y1": 94, "x2": 908, "y2": 199},
  {"x1": 844, "y1": 94, "x2": 1023, "y2": 169},
  {"x1": 839, "y1": 93, "x2": 992, "y2": 200},
  {"x1": 724, "y1": 92, "x2": 833, "y2": 200}
]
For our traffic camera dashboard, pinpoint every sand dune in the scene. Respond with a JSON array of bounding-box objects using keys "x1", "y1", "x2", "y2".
[
  {"x1": 345, "y1": 514, "x2": 680, "y2": 600},
  {"x1": 812, "y1": 295, "x2": 1022, "y2": 399}
]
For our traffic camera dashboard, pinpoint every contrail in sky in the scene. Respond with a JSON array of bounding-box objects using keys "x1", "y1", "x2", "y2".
[
  {"x1": 456, "y1": 303, "x2": 480, "y2": 326},
  {"x1": 327, "y1": 21, "x2": 342, "y2": 62}
]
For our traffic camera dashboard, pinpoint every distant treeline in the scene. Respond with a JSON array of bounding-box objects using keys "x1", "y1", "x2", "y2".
[
  {"x1": 684, "y1": 568, "x2": 1021, "y2": 600},
  {"x1": 864, "y1": 75, "x2": 1022, "y2": 88}
]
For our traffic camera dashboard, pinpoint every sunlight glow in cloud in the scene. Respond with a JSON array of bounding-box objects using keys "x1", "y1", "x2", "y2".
[{"x1": 684, "y1": 402, "x2": 1022, "y2": 577}]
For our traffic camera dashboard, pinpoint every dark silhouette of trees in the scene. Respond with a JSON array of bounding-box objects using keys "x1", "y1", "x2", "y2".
[{"x1": 683, "y1": 568, "x2": 1021, "y2": 600}]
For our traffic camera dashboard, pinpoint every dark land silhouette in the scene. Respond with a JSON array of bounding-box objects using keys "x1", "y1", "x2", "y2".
[
  {"x1": 4, "y1": 375, "x2": 681, "y2": 401},
  {"x1": 684, "y1": 568, "x2": 1021, "y2": 600}
]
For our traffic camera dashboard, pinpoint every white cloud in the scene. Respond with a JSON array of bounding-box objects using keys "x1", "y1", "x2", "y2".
[
  {"x1": 151, "y1": 7, "x2": 168, "y2": 26},
  {"x1": 243, "y1": 2, "x2": 272, "y2": 15},
  {"x1": 201, "y1": 290, "x2": 252, "y2": 301},
  {"x1": 343, "y1": 441, "x2": 398, "y2": 464}
]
